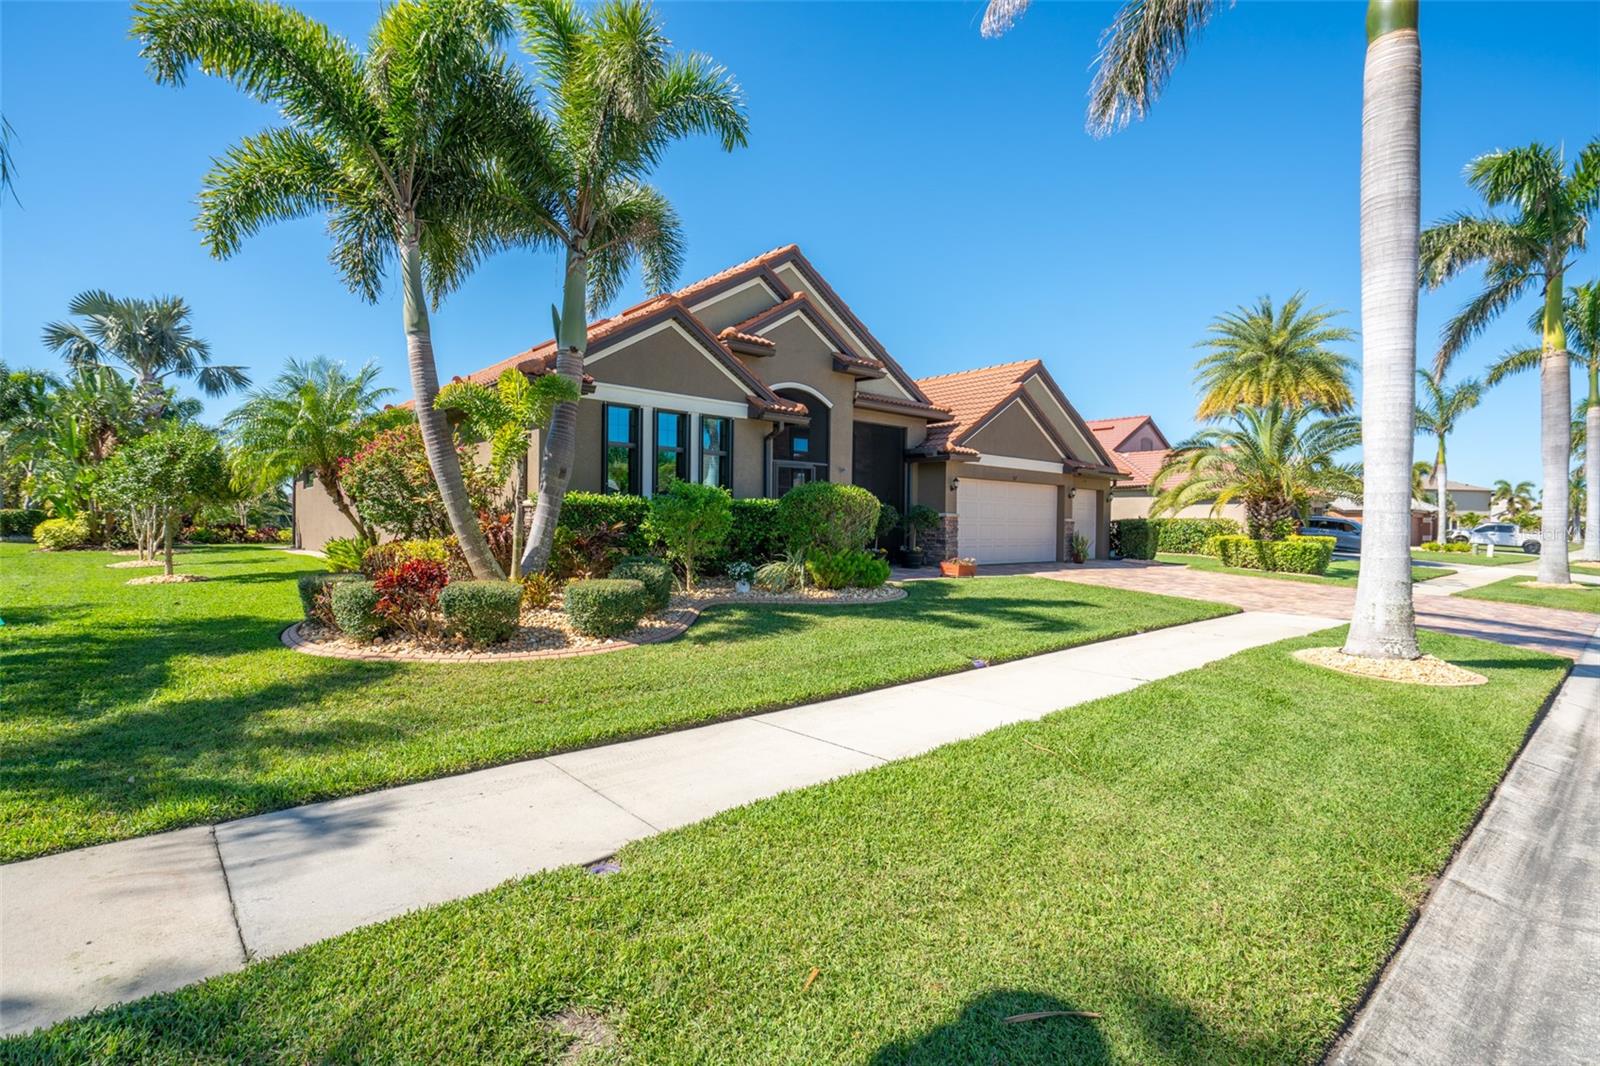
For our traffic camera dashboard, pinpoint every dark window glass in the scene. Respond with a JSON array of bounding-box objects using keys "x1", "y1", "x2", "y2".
[
  {"x1": 699, "y1": 416, "x2": 731, "y2": 490},
  {"x1": 603, "y1": 403, "x2": 640, "y2": 494},
  {"x1": 654, "y1": 410, "x2": 689, "y2": 492}
]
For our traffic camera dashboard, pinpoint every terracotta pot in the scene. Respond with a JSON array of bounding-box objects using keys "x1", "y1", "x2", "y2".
[{"x1": 940, "y1": 560, "x2": 977, "y2": 577}]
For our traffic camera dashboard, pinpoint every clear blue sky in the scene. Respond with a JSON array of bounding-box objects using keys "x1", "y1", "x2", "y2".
[{"x1": 3, "y1": 1, "x2": 1598, "y2": 489}]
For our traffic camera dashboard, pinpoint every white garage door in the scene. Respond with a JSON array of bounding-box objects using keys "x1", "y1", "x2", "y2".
[
  {"x1": 957, "y1": 479, "x2": 1058, "y2": 563},
  {"x1": 1072, "y1": 489, "x2": 1098, "y2": 559}
]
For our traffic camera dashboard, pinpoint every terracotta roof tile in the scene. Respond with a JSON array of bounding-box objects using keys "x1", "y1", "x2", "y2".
[
  {"x1": 1110, "y1": 448, "x2": 1171, "y2": 489},
  {"x1": 716, "y1": 327, "x2": 774, "y2": 348},
  {"x1": 913, "y1": 360, "x2": 1042, "y2": 447},
  {"x1": 1086, "y1": 414, "x2": 1156, "y2": 453}
]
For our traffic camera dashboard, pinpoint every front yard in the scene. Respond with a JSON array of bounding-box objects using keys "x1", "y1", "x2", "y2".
[
  {"x1": 1157, "y1": 553, "x2": 1454, "y2": 586},
  {"x1": 1410, "y1": 548, "x2": 1533, "y2": 567},
  {"x1": 9, "y1": 626, "x2": 1568, "y2": 1064},
  {"x1": 0, "y1": 543, "x2": 1230, "y2": 862},
  {"x1": 1456, "y1": 574, "x2": 1600, "y2": 614}
]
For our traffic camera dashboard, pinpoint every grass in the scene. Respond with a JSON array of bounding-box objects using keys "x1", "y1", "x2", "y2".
[
  {"x1": 1156, "y1": 553, "x2": 1454, "y2": 586},
  {"x1": 8, "y1": 627, "x2": 1568, "y2": 1064},
  {"x1": 0, "y1": 543, "x2": 1231, "y2": 862},
  {"x1": 1410, "y1": 548, "x2": 1533, "y2": 567},
  {"x1": 1455, "y1": 574, "x2": 1600, "y2": 614}
]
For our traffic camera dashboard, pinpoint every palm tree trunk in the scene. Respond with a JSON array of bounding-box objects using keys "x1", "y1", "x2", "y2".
[
  {"x1": 511, "y1": 454, "x2": 526, "y2": 578},
  {"x1": 163, "y1": 513, "x2": 174, "y2": 577},
  {"x1": 1435, "y1": 441, "x2": 1447, "y2": 543},
  {"x1": 399, "y1": 233, "x2": 504, "y2": 580},
  {"x1": 520, "y1": 246, "x2": 589, "y2": 576},
  {"x1": 1537, "y1": 275, "x2": 1572, "y2": 583},
  {"x1": 1585, "y1": 363, "x2": 1599, "y2": 562},
  {"x1": 1345, "y1": 0, "x2": 1421, "y2": 660}
]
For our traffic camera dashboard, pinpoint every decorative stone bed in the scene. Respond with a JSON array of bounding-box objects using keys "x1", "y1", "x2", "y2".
[{"x1": 282, "y1": 580, "x2": 907, "y2": 663}]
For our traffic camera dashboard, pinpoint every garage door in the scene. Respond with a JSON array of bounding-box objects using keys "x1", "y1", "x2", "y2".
[{"x1": 957, "y1": 479, "x2": 1058, "y2": 563}]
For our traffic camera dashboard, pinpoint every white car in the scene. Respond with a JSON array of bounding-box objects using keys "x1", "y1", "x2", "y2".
[{"x1": 1453, "y1": 522, "x2": 1541, "y2": 554}]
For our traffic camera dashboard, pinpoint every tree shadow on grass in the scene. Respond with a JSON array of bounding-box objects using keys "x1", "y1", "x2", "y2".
[{"x1": 870, "y1": 989, "x2": 1111, "y2": 1065}]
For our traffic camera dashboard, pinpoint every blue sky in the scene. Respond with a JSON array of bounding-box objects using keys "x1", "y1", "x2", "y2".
[{"x1": 3, "y1": 0, "x2": 1598, "y2": 489}]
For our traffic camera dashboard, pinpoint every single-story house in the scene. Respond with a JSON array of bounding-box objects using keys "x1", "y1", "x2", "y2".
[
  {"x1": 1088, "y1": 414, "x2": 1248, "y2": 525},
  {"x1": 294, "y1": 244, "x2": 1123, "y2": 563}
]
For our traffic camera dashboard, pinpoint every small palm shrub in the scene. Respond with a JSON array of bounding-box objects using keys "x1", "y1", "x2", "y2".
[
  {"x1": 564, "y1": 578, "x2": 648, "y2": 638},
  {"x1": 33, "y1": 516, "x2": 92, "y2": 550},
  {"x1": 777, "y1": 482, "x2": 880, "y2": 556},
  {"x1": 297, "y1": 572, "x2": 364, "y2": 624},
  {"x1": 323, "y1": 535, "x2": 374, "y2": 573},
  {"x1": 611, "y1": 556, "x2": 674, "y2": 611},
  {"x1": 330, "y1": 580, "x2": 386, "y2": 640},
  {"x1": 438, "y1": 580, "x2": 523, "y2": 646},
  {"x1": 372, "y1": 559, "x2": 449, "y2": 639},
  {"x1": 1070, "y1": 532, "x2": 1090, "y2": 564},
  {"x1": 805, "y1": 548, "x2": 890, "y2": 590},
  {"x1": 0, "y1": 508, "x2": 46, "y2": 536}
]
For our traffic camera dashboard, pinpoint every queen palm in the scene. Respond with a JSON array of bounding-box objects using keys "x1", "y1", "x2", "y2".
[
  {"x1": 1152, "y1": 404, "x2": 1363, "y2": 538},
  {"x1": 1193, "y1": 293, "x2": 1356, "y2": 419},
  {"x1": 226, "y1": 357, "x2": 392, "y2": 542},
  {"x1": 1421, "y1": 139, "x2": 1600, "y2": 583},
  {"x1": 500, "y1": 0, "x2": 748, "y2": 576},
  {"x1": 1491, "y1": 478, "x2": 1536, "y2": 518},
  {"x1": 41, "y1": 290, "x2": 248, "y2": 420},
  {"x1": 133, "y1": 0, "x2": 531, "y2": 578},
  {"x1": 1487, "y1": 281, "x2": 1600, "y2": 561},
  {"x1": 1414, "y1": 370, "x2": 1481, "y2": 542},
  {"x1": 982, "y1": 0, "x2": 1423, "y2": 657}
]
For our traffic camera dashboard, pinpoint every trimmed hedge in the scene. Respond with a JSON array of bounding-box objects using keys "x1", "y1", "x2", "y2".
[
  {"x1": 329, "y1": 580, "x2": 386, "y2": 640},
  {"x1": 438, "y1": 580, "x2": 523, "y2": 646},
  {"x1": 805, "y1": 547, "x2": 890, "y2": 590},
  {"x1": 33, "y1": 516, "x2": 92, "y2": 551},
  {"x1": 611, "y1": 556, "x2": 674, "y2": 611},
  {"x1": 1214, "y1": 535, "x2": 1335, "y2": 575},
  {"x1": 1110, "y1": 517, "x2": 1243, "y2": 560},
  {"x1": 705, "y1": 497, "x2": 782, "y2": 569},
  {"x1": 297, "y1": 573, "x2": 363, "y2": 622},
  {"x1": 555, "y1": 492, "x2": 652, "y2": 554},
  {"x1": 777, "y1": 482, "x2": 880, "y2": 556},
  {"x1": 564, "y1": 578, "x2": 649, "y2": 638},
  {"x1": 0, "y1": 508, "x2": 46, "y2": 536}
]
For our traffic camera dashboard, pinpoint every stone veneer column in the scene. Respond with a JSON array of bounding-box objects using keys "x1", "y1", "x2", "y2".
[{"x1": 921, "y1": 513, "x2": 958, "y2": 562}]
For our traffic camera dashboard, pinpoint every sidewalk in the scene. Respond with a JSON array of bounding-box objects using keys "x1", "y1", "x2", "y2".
[
  {"x1": 0, "y1": 610, "x2": 1338, "y2": 1037},
  {"x1": 1330, "y1": 621, "x2": 1600, "y2": 1065}
]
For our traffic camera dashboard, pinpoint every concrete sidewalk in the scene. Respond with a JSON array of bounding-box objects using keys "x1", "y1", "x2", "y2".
[
  {"x1": 1331, "y1": 621, "x2": 1600, "y2": 1066},
  {"x1": 0, "y1": 610, "x2": 1338, "y2": 1037}
]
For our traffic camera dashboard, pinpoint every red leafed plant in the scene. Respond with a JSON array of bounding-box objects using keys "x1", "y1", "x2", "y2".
[{"x1": 373, "y1": 559, "x2": 450, "y2": 639}]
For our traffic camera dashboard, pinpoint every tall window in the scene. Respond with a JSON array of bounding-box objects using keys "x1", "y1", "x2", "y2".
[
  {"x1": 699, "y1": 415, "x2": 732, "y2": 490},
  {"x1": 772, "y1": 387, "x2": 828, "y2": 495},
  {"x1": 603, "y1": 403, "x2": 640, "y2": 494},
  {"x1": 654, "y1": 410, "x2": 689, "y2": 492}
]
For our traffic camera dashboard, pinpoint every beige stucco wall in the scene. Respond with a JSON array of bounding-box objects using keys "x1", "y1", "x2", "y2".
[
  {"x1": 1109, "y1": 491, "x2": 1248, "y2": 525},
  {"x1": 690, "y1": 280, "x2": 782, "y2": 333},
  {"x1": 587, "y1": 326, "x2": 750, "y2": 402},
  {"x1": 964, "y1": 401, "x2": 1065, "y2": 463},
  {"x1": 293, "y1": 476, "x2": 358, "y2": 552},
  {"x1": 754, "y1": 316, "x2": 856, "y2": 482}
]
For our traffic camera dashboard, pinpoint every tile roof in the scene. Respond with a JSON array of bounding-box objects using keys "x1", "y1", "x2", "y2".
[
  {"x1": 1086, "y1": 414, "x2": 1156, "y2": 454},
  {"x1": 1110, "y1": 447, "x2": 1171, "y2": 489},
  {"x1": 715, "y1": 327, "x2": 775, "y2": 349},
  {"x1": 912, "y1": 361, "x2": 1043, "y2": 456}
]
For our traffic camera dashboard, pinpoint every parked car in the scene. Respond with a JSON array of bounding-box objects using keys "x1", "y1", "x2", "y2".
[
  {"x1": 1301, "y1": 516, "x2": 1362, "y2": 553},
  {"x1": 1458, "y1": 522, "x2": 1541, "y2": 554}
]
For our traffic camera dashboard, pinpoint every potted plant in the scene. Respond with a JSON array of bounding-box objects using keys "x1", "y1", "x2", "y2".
[
  {"x1": 900, "y1": 505, "x2": 939, "y2": 567},
  {"x1": 940, "y1": 556, "x2": 977, "y2": 578},
  {"x1": 1070, "y1": 532, "x2": 1089, "y2": 564},
  {"x1": 727, "y1": 561, "x2": 755, "y2": 594}
]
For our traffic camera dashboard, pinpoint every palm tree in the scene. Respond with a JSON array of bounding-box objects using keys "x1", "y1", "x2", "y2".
[
  {"x1": 1488, "y1": 281, "x2": 1600, "y2": 561},
  {"x1": 1491, "y1": 478, "x2": 1536, "y2": 518},
  {"x1": 1420, "y1": 139, "x2": 1600, "y2": 584},
  {"x1": 1411, "y1": 460, "x2": 1435, "y2": 505},
  {"x1": 226, "y1": 357, "x2": 391, "y2": 542},
  {"x1": 500, "y1": 0, "x2": 748, "y2": 576},
  {"x1": 1193, "y1": 293, "x2": 1356, "y2": 419},
  {"x1": 1415, "y1": 370, "x2": 1482, "y2": 542},
  {"x1": 40, "y1": 290, "x2": 248, "y2": 420},
  {"x1": 133, "y1": 0, "x2": 530, "y2": 579},
  {"x1": 1, "y1": 114, "x2": 17, "y2": 204},
  {"x1": 1152, "y1": 404, "x2": 1364, "y2": 539},
  {"x1": 981, "y1": 0, "x2": 1423, "y2": 658}
]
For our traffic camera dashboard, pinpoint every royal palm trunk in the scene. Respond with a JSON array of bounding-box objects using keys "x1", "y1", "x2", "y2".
[
  {"x1": 400, "y1": 234, "x2": 504, "y2": 580},
  {"x1": 1345, "y1": 0, "x2": 1421, "y2": 659},
  {"x1": 521, "y1": 247, "x2": 589, "y2": 576},
  {"x1": 1586, "y1": 368, "x2": 1599, "y2": 561},
  {"x1": 1537, "y1": 277, "x2": 1573, "y2": 582},
  {"x1": 1435, "y1": 443, "x2": 1447, "y2": 542}
]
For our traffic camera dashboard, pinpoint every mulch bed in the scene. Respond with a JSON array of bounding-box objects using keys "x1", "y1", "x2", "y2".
[
  {"x1": 127, "y1": 574, "x2": 210, "y2": 586},
  {"x1": 1293, "y1": 647, "x2": 1488, "y2": 687}
]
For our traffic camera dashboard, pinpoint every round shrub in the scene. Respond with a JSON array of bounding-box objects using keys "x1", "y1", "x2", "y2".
[
  {"x1": 297, "y1": 572, "x2": 364, "y2": 623},
  {"x1": 611, "y1": 556, "x2": 674, "y2": 612},
  {"x1": 329, "y1": 579, "x2": 386, "y2": 640},
  {"x1": 776, "y1": 482, "x2": 881, "y2": 556},
  {"x1": 33, "y1": 516, "x2": 92, "y2": 551},
  {"x1": 438, "y1": 580, "x2": 524, "y2": 646},
  {"x1": 805, "y1": 547, "x2": 890, "y2": 590},
  {"x1": 564, "y1": 578, "x2": 648, "y2": 638},
  {"x1": 0, "y1": 508, "x2": 46, "y2": 537}
]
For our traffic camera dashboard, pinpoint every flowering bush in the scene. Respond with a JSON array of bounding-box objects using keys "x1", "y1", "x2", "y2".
[
  {"x1": 340, "y1": 425, "x2": 496, "y2": 539},
  {"x1": 372, "y1": 558, "x2": 450, "y2": 639}
]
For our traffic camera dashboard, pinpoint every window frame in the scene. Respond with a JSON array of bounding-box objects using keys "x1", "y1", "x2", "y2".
[
  {"x1": 698, "y1": 414, "x2": 732, "y2": 491},
  {"x1": 652, "y1": 408, "x2": 690, "y2": 493},
  {"x1": 601, "y1": 402, "x2": 641, "y2": 495}
]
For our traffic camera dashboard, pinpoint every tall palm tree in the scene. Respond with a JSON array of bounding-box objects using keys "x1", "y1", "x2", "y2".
[
  {"x1": 501, "y1": 0, "x2": 748, "y2": 576},
  {"x1": 981, "y1": 0, "x2": 1423, "y2": 658},
  {"x1": 1193, "y1": 293, "x2": 1356, "y2": 419},
  {"x1": 1488, "y1": 281, "x2": 1600, "y2": 561},
  {"x1": 133, "y1": 0, "x2": 530, "y2": 579},
  {"x1": 1491, "y1": 478, "x2": 1536, "y2": 518},
  {"x1": 1415, "y1": 369, "x2": 1482, "y2": 542},
  {"x1": 1420, "y1": 139, "x2": 1600, "y2": 584},
  {"x1": 40, "y1": 290, "x2": 248, "y2": 420},
  {"x1": 226, "y1": 357, "x2": 392, "y2": 542},
  {"x1": 1152, "y1": 404, "x2": 1364, "y2": 538},
  {"x1": 1411, "y1": 460, "x2": 1435, "y2": 505}
]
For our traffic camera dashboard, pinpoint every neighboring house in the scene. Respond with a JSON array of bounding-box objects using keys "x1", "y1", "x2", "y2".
[
  {"x1": 1088, "y1": 414, "x2": 1248, "y2": 525},
  {"x1": 1325, "y1": 496, "x2": 1440, "y2": 546},
  {"x1": 1444, "y1": 480, "x2": 1494, "y2": 518},
  {"x1": 294, "y1": 245, "x2": 1122, "y2": 563}
]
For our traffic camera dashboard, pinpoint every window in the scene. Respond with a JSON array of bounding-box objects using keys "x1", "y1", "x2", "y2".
[
  {"x1": 654, "y1": 410, "x2": 689, "y2": 492},
  {"x1": 699, "y1": 415, "x2": 732, "y2": 490},
  {"x1": 603, "y1": 403, "x2": 640, "y2": 494},
  {"x1": 771, "y1": 387, "x2": 829, "y2": 494}
]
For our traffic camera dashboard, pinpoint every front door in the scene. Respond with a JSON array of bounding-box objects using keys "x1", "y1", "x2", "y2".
[{"x1": 851, "y1": 422, "x2": 907, "y2": 514}]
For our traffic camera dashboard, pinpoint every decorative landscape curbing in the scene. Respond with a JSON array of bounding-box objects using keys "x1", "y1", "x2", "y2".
[{"x1": 280, "y1": 585, "x2": 908, "y2": 664}]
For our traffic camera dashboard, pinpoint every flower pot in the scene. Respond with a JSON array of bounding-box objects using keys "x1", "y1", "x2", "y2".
[
  {"x1": 898, "y1": 546, "x2": 926, "y2": 568},
  {"x1": 940, "y1": 560, "x2": 977, "y2": 578}
]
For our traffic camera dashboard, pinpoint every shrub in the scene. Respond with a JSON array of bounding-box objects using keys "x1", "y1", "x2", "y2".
[
  {"x1": 754, "y1": 558, "x2": 801, "y2": 592},
  {"x1": 1446, "y1": 541, "x2": 1470, "y2": 553},
  {"x1": 776, "y1": 482, "x2": 880, "y2": 557},
  {"x1": 361, "y1": 538, "x2": 451, "y2": 579},
  {"x1": 875, "y1": 503, "x2": 901, "y2": 547},
  {"x1": 1070, "y1": 531, "x2": 1090, "y2": 564},
  {"x1": 563, "y1": 578, "x2": 648, "y2": 638},
  {"x1": 297, "y1": 572, "x2": 363, "y2": 625},
  {"x1": 902, "y1": 504, "x2": 940, "y2": 550},
  {"x1": 1420, "y1": 540, "x2": 1443, "y2": 552},
  {"x1": 438, "y1": 580, "x2": 523, "y2": 646},
  {"x1": 550, "y1": 522, "x2": 630, "y2": 582},
  {"x1": 340, "y1": 424, "x2": 496, "y2": 539},
  {"x1": 33, "y1": 516, "x2": 91, "y2": 550},
  {"x1": 518, "y1": 571, "x2": 559, "y2": 609},
  {"x1": 1154, "y1": 518, "x2": 1241, "y2": 553},
  {"x1": 704, "y1": 497, "x2": 782, "y2": 571},
  {"x1": 553, "y1": 492, "x2": 651, "y2": 553},
  {"x1": 372, "y1": 558, "x2": 450, "y2": 639},
  {"x1": 1110, "y1": 518, "x2": 1157, "y2": 560},
  {"x1": 0, "y1": 508, "x2": 46, "y2": 536},
  {"x1": 323, "y1": 535, "x2": 374, "y2": 574},
  {"x1": 611, "y1": 556, "x2": 674, "y2": 611},
  {"x1": 1199, "y1": 534, "x2": 1225, "y2": 558},
  {"x1": 646, "y1": 481, "x2": 732, "y2": 591},
  {"x1": 805, "y1": 547, "x2": 890, "y2": 590},
  {"x1": 330, "y1": 580, "x2": 386, "y2": 640},
  {"x1": 1215, "y1": 534, "x2": 1334, "y2": 575}
]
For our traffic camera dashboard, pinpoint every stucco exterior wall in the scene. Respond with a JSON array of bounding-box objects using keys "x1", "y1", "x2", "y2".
[
  {"x1": 964, "y1": 400, "x2": 1065, "y2": 463},
  {"x1": 586, "y1": 326, "x2": 750, "y2": 401},
  {"x1": 755, "y1": 316, "x2": 856, "y2": 482},
  {"x1": 690, "y1": 279, "x2": 782, "y2": 333},
  {"x1": 1109, "y1": 491, "x2": 1248, "y2": 525}
]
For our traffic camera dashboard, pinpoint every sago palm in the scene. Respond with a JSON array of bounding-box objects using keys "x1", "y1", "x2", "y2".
[
  {"x1": 981, "y1": 0, "x2": 1423, "y2": 657},
  {"x1": 134, "y1": 0, "x2": 531, "y2": 578},
  {"x1": 1421, "y1": 138, "x2": 1600, "y2": 582},
  {"x1": 498, "y1": 0, "x2": 748, "y2": 576},
  {"x1": 226, "y1": 357, "x2": 392, "y2": 542},
  {"x1": 1487, "y1": 280, "x2": 1600, "y2": 560},
  {"x1": 1414, "y1": 369, "x2": 1482, "y2": 541},
  {"x1": 41, "y1": 290, "x2": 248, "y2": 420},
  {"x1": 1152, "y1": 404, "x2": 1363, "y2": 539},
  {"x1": 1192, "y1": 293, "x2": 1355, "y2": 419}
]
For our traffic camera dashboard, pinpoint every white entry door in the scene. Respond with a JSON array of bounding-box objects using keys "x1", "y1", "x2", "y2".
[
  {"x1": 956, "y1": 479, "x2": 1058, "y2": 563},
  {"x1": 1072, "y1": 489, "x2": 1098, "y2": 559}
]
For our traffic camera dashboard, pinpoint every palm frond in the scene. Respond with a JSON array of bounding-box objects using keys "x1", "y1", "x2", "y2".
[
  {"x1": 1434, "y1": 264, "x2": 1532, "y2": 375},
  {"x1": 1418, "y1": 214, "x2": 1535, "y2": 288},
  {"x1": 1466, "y1": 143, "x2": 1565, "y2": 214},
  {"x1": 197, "y1": 127, "x2": 344, "y2": 259},
  {"x1": 980, "y1": 0, "x2": 1031, "y2": 39},
  {"x1": 1086, "y1": 0, "x2": 1223, "y2": 137},
  {"x1": 1484, "y1": 346, "x2": 1542, "y2": 386}
]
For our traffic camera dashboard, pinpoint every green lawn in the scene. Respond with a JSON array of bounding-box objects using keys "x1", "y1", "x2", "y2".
[
  {"x1": 1157, "y1": 553, "x2": 1453, "y2": 585},
  {"x1": 1455, "y1": 574, "x2": 1600, "y2": 614},
  {"x1": 1410, "y1": 548, "x2": 1533, "y2": 567},
  {"x1": 9, "y1": 627, "x2": 1568, "y2": 1065},
  {"x1": 0, "y1": 543, "x2": 1231, "y2": 862}
]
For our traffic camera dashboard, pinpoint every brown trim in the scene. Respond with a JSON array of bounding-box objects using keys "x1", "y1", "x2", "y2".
[
  {"x1": 1020, "y1": 363, "x2": 1123, "y2": 471},
  {"x1": 853, "y1": 392, "x2": 952, "y2": 420},
  {"x1": 954, "y1": 386, "x2": 1073, "y2": 459}
]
